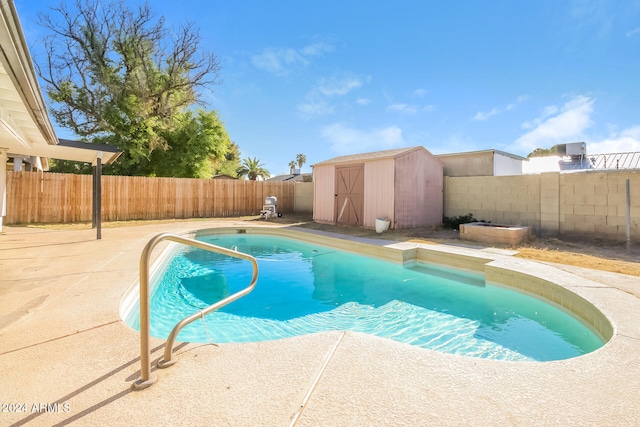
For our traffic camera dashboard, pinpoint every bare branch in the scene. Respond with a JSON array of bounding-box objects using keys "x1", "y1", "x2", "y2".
[{"x1": 35, "y1": 0, "x2": 221, "y2": 135}]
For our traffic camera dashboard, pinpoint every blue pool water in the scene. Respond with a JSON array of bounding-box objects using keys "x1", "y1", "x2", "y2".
[{"x1": 125, "y1": 234, "x2": 604, "y2": 361}]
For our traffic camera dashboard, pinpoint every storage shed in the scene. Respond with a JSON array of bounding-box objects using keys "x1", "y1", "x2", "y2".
[{"x1": 312, "y1": 146, "x2": 444, "y2": 229}]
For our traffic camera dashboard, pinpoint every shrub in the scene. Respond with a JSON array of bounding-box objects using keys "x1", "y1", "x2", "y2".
[{"x1": 442, "y1": 213, "x2": 487, "y2": 230}]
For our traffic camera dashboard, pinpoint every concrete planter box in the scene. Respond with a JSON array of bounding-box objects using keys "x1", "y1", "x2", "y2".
[{"x1": 460, "y1": 222, "x2": 532, "y2": 246}]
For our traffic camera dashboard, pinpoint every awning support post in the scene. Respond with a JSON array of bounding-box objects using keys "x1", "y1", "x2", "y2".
[{"x1": 92, "y1": 152, "x2": 102, "y2": 240}]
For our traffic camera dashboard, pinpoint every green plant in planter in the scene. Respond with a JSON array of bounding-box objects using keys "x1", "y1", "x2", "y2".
[{"x1": 442, "y1": 213, "x2": 488, "y2": 230}]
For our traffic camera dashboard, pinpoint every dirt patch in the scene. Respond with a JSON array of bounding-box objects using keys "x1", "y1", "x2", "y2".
[
  {"x1": 278, "y1": 216, "x2": 640, "y2": 277},
  {"x1": 515, "y1": 236, "x2": 640, "y2": 276}
]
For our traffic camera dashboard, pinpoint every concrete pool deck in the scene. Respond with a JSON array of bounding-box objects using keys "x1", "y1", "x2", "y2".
[{"x1": 1, "y1": 220, "x2": 639, "y2": 426}]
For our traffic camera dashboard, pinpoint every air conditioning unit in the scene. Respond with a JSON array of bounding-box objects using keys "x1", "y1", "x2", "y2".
[{"x1": 557, "y1": 142, "x2": 586, "y2": 156}]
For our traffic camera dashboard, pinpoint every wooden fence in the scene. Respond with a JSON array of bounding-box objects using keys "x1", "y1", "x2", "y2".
[{"x1": 5, "y1": 171, "x2": 295, "y2": 224}]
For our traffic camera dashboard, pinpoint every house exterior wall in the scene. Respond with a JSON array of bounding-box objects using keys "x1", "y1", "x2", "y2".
[
  {"x1": 312, "y1": 164, "x2": 336, "y2": 223},
  {"x1": 394, "y1": 150, "x2": 443, "y2": 228},
  {"x1": 438, "y1": 151, "x2": 494, "y2": 177},
  {"x1": 362, "y1": 159, "x2": 395, "y2": 227},
  {"x1": 494, "y1": 153, "x2": 524, "y2": 176}
]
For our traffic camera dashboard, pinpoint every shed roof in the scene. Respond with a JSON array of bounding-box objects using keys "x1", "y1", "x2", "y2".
[{"x1": 313, "y1": 146, "x2": 440, "y2": 167}]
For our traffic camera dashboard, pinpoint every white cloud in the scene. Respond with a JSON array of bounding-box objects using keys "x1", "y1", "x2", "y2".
[
  {"x1": 626, "y1": 27, "x2": 640, "y2": 37},
  {"x1": 522, "y1": 104, "x2": 560, "y2": 129},
  {"x1": 588, "y1": 125, "x2": 640, "y2": 154},
  {"x1": 252, "y1": 42, "x2": 333, "y2": 76},
  {"x1": 251, "y1": 47, "x2": 307, "y2": 75},
  {"x1": 300, "y1": 42, "x2": 334, "y2": 56},
  {"x1": 317, "y1": 76, "x2": 364, "y2": 96},
  {"x1": 386, "y1": 89, "x2": 434, "y2": 114},
  {"x1": 541, "y1": 104, "x2": 560, "y2": 117},
  {"x1": 473, "y1": 108, "x2": 499, "y2": 121},
  {"x1": 356, "y1": 98, "x2": 371, "y2": 106},
  {"x1": 413, "y1": 89, "x2": 428, "y2": 98},
  {"x1": 387, "y1": 103, "x2": 419, "y2": 114},
  {"x1": 473, "y1": 95, "x2": 528, "y2": 121},
  {"x1": 321, "y1": 123, "x2": 405, "y2": 155},
  {"x1": 513, "y1": 95, "x2": 594, "y2": 152},
  {"x1": 386, "y1": 103, "x2": 434, "y2": 114},
  {"x1": 568, "y1": 0, "x2": 613, "y2": 39},
  {"x1": 297, "y1": 101, "x2": 334, "y2": 117},
  {"x1": 297, "y1": 74, "x2": 369, "y2": 118}
]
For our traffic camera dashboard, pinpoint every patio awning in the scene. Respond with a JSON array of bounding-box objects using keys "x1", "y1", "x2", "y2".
[
  {"x1": 0, "y1": 1, "x2": 120, "y2": 166},
  {"x1": 0, "y1": 0, "x2": 121, "y2": 239}
]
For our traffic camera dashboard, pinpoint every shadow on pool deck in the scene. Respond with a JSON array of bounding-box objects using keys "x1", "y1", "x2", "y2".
[{"x1": 1, "y1": 219, "x2": 639, "y2": 426}]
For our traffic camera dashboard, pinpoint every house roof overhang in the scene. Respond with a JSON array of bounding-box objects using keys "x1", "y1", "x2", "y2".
[{"x1": 0, "y1": 1, "x2": 120, "y2": 167}]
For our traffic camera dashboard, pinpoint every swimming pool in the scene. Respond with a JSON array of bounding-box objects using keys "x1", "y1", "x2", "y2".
[{"x1": 123, "y1": 230, "x2": 607, "y2": 362}]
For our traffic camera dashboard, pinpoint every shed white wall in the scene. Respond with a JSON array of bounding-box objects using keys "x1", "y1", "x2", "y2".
[
  {"x1": 312, "y1": 164, "x2": 335, "y2": 223},
  {"x1": 522, "y1": 156, "x2": 562, "y2": 174},
  {"x1": 438, "y1": 152, "x2": 493, "y2": 177},
  {"x1": 494, "y1": 153, "x2": 524, "y2": 176},
  {"x1": 362, "y1": 159, "x2": 395, "y2": 227}
]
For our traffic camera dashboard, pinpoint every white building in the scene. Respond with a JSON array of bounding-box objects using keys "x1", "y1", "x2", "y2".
[{"x1": 436, "y1": 149, "x2": 526, "y2": 177}]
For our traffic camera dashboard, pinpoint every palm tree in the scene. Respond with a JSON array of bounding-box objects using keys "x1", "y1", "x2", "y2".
[
  {"x1": 296, "y1": 153, "x2": 306, "y2": 171},
  {"x1": 236, "y1": 157, "x2": 270, "y2": 180},
  {"x1": 288, "y1": 160, "x2": 297, "y2": 174}
]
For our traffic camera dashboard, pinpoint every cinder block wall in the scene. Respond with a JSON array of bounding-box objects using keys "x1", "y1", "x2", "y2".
[
  {"x1": 444, "y1": 171, "x2": 639, "y2": 242},
  {"x1": 559, "y1": 172, "x2": 639, "y2": 239},
  {"x1": 444, "y1": 175, "x2": 541, "y2": 231}
]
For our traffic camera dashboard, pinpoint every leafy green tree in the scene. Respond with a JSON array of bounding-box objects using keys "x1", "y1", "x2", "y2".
[
  {"x1": 296, "y1": 153, "x2": 307, "y2": 170},
  {"x1": 288, "y1": 160, "x2": 297, "y2": 174},
  {"x1": 236, "y1": 157, "x2": 270, "y2": 181},
  {"x1": 527, "y1": 145, "x2": 558, "y2": 158},
  {"x1": 212, "y1": 141, "x2": 241, "y2": 177},
  {"x1": 146, "y1": 110, "x2": 230, "y2": 178},
  {"x1": 47, "y1": 159, "x2": 93, "y2": 174},
  {"x1": 36, "y1": 0, "x2": 225, "y2": 176}
]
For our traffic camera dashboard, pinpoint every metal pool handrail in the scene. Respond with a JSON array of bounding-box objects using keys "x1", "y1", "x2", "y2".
[{"x1": 133, "y1": 233, "x2": 259, "y2": 390}]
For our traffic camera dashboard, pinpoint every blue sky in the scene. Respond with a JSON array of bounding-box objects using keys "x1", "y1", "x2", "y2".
[{"x1": 15, "y1": 0, "x2": 640, "y2": 176}]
